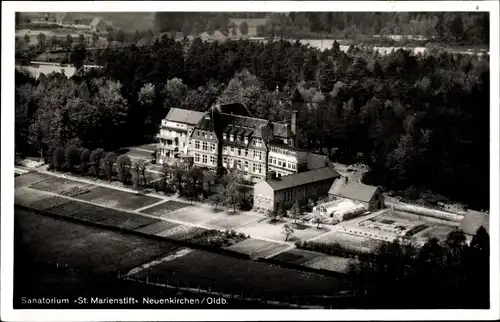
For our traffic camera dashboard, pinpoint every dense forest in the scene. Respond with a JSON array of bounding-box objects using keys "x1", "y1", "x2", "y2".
[
  {"x1": 15, "y1": 23, "x2": 490, "y2": 210},
  {"x1": 154, "y1": 12, "x2": 489, "y2": 44}
]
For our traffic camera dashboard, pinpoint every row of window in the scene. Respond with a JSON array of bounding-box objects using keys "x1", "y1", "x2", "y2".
[
  {"x1": 196, "y1": 130, "x2": 214, "y2": 140},
  {"x1": 270, "y1": 146, "x2": 296, "y2": 156},
  {"x1": 222, "y1": 147, "x2": 263, "y2": 161},
  {"x1": 269, "y1": 156, "x2": 297, "y2": 170},
  {"x1": 222, "y1": 133, "x2": 263, "y2": 147},
  {"x1": 268, "y1": 167, "x2": 291, "y2": 177},
  {"x1": 222, "y1": 157, "x2": 263, "y2": 174},
  {"x1": 193, "y1": 140, "x2": 216, "y2": 152},
  {"x1": 194, "y1": 153, "x2": 217, "y2": 165},
  {"x1": 160, "y1": 129, "x2": 186, "y2": 138}
]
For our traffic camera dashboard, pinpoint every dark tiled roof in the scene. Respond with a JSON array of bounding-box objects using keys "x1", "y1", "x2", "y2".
[
  {"x1": 329, "y1": 180, "x2": 379, "y2": 203},
  {"x1": 459, "y1": 210, "x2": 489, "y2": 236},
  {"x1": 220, "y1": 113, "x2": 269, "y2": 138},
  {"x1": 265, "y1": 167, "x2": 340, "y2": 191},
  {"x1": 272, "y1": 122, "x2": 294, "y2": 138},
  {"x1": 165, "y1": 108, "x2": 206, "y2": 125},
  {"x1": 307, "y1": 153, "x2": 332, "y2": 170}
]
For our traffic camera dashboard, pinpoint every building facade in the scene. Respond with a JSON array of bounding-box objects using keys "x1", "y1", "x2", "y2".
[
  {"x1": 328, "y1": 177, "x2": 385, "y2": 211},
  {"x1": 157, "y1": 102, "x2": 332, "y2": 183}
]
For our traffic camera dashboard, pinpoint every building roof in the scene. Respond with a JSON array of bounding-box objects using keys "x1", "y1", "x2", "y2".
[
  {"x1": 272, "y1": 122, "x2": 294, "y2": 138},
  {"x1": 307, "y1": 153, "x2": 332, "y2": 170},
  {"x1": 265, "y1": 167, "x2": 340, "y2": 191},
  {"x1": 90, "y1": 17, "x2": 102, "y2": 28},
  {"x1": 329, "y1": 179, "x2": 379, "y2": 203},
  {"x1": 165, "y1": 108, "x2": 205, "y2": 125},
  {"x1": 459, "y1": 210, "x2": 489, "y2": 236}
]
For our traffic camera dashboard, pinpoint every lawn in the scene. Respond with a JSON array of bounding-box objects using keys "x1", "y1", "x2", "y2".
[
  {"x1": 270, "y1": 248, "x2": 325, "y2": 265},
  {"x1": 237, "y1": 220, "x2": 328, "y2": 243},
  {"x1": 14, "y1": 187, "x2": 51, "y2": 207},
  {"x1": 225, "y1": 238, "x2": 290, "y2": 258},
  {"x1": 30, "y1": 177, "x2": 94, "y2": 194},
  {"x1": 129, "y1": 249, "x2": 345, "y2": 300},
  {"x1": 75, "y1": 186, "x2": 161, "y2": 210},
  {"x1": 15, "y1": 206, "x2": 180, "y2": 275},
  {"x1": 303, "y1": 255, "x2": 354, "y2": 273},
  {"x1": 162, "y1": 207, "x2": 226, "y2": 225},
  {"x1": 140, "y1": 200, "x2": 190, "y2": 216},
  {"x1": 206, "y1": 213, "x2": 263, "y2": 230},
  {"x1": 46, "y1": 200, "x2": 160, "y2": 230},
  {"x1": 314, "y1": 231, "x2": 374, "y2": 253},
  {"x1": 14, "y1": 172, "x2": 53, "y2": 189}
]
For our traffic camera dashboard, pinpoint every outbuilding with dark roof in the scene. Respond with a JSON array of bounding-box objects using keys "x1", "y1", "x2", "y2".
[
  {"x1": 253, "y1": 167, "x2": 340, "y2": 212},
  {"x1": 328, "y1": 177, "x2": 384, "y2": 211}
]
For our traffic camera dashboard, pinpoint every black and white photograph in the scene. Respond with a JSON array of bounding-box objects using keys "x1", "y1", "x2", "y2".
[{"x1": 1, "y1": 1, "x2": 499, "y2": 321}]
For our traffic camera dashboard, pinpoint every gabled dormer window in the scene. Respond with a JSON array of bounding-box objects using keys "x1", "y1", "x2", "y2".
[
  {"x1": 223, "y1": 133, "x2": 227, "y2": 140},
  {"x1": 244, "y1": 136, "x2": 248, "y2": 144},
  {"x1": 230, "y1": 134, "x2": 234, "y2": 142}
]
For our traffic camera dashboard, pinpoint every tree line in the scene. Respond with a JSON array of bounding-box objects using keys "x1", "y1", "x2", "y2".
[{"x1": 16, "y1": 34, "x2": 490, "y2": 210}]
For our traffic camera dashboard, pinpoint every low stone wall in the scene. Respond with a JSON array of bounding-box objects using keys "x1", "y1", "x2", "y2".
[{"x1": 385, "y1": 200, "x2": 464, "y2": 223}]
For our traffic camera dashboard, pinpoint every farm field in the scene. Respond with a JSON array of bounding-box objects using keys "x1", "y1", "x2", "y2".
[
  {"x1": 129, "y1": 249, "x2": 345, "y2": 299},
  {"x1": 15, "y1": 206, "x2": 180, "y2": 274},
  {"x1": 225, "y1": 238, "x2": 290, "y2": 258},
  {"x1": 75, "y1": 185, "x2": 161, "y2": 210},
  {"x1": 154, "y1": 224, "x2": 209, "y2": 240},
  {"x1": 46, "y1": 201, "x2": 160, "y2": 230},
  {"x1": 30, "y1": 177, "x2": 94, "y2": 194},
  {"x1": 134, "y1": 220, "x2": 181, "y2": 235},
  {"x1": 270, "y1": 248, "x2": 325, "y2": 265},
  {"x1": 14, "y1": 187, "x2": 51, "y2": 207},
  {"x1": 140, "y1": 200, "x2": 190, "y2": 216},
  {"x1": 14, "y1": 172, "x2": 53, "y2": 188},
  {"x1": 237, "y1": 220, "x2": 328, "y2": 243},
  {"x1": 303, "y1": 255, "x2": 354, "y2": 273}
]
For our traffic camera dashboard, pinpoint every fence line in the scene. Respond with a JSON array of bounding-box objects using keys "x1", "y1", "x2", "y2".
[{"x1": 121, "y1": 274, "x2": 325, "y2": 309}]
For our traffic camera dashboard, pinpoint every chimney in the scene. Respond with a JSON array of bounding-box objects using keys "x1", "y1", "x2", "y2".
[
  {"x1": 267, "y1": 170, "x2": 277, "y2": 181},
  {"x1": 291, "y1": 110, "x2": 298, "y2": 147},
  {"x1": 342, "y1": 176, "x2": 348, "y2": 184}
]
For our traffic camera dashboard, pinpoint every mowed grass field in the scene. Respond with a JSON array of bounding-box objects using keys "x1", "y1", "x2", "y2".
[
  {"x1": 129, "y1": 249, "x2": 345, "y2": 299},
  {"x1": 46, "y1": 200, "x2": 160, "y2": 230},
  {"x1": 302, "y1": 255, "x2": 354, "y2": 273},
  {"x1": 225, "y1": 238, "x2": 290, "y2": 258},
  {"x1": 75, "y1": 186, "x2": 161, "y2": 210},
  {"x1": 14, "y1": 187, "x2": 51, "y2": 207},
  {"x1": 14, "y1": 172, "x2": 53, "y2": 189},
  {"x1": 15, "y1": 207, "x2": 180, "y2": 274},
  {"x1": 237, "y1": 220, "x2": 328, "y2": 243},
  {"x1": 270, "y1": 248, "x2": 325, "y2": 265}
]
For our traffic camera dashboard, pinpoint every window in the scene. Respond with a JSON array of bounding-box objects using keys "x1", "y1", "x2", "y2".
[
  {"x1": 237, "y1": 160, "x2": 241, "y2": 169},
  {"x1": 204, "y1": 132, "x2": 207, "y2": 139},
  {"x1": 202, "y1": 142, "x2": 208, "y2": 151},
  {"x1": 195, "y1": 140, "x2": 200, "y2": 149},
  {"x1": 237, "y1": 135, "x2": 241, "y2": 141},
  {"x1": 230, "y1": 134, "x2": 234, "y2": 142},
  {"x1": 287, "y1": 161, "x2": 292, "y2": 169},
  {"x1": 210, "y1": 155, "x2": 216, "y2": 165},
  {"x1": 238, "y1": 149, "x2": 241, "y2": 156},
  {"x1": 230, "y1": 147, "x2": 234, "y2": 153},
  {"x1": 255, "y1": 163, "x2": 262, "y2": 174},
  {"x1": 245, "y1": 149, "x2": 248, "y2": 157},
  {"x1": 244, "y1": 161, "x2": 248, "y2": 170},
  {"x1": 202, "y1": 154, "x2": 207, "y2": 164},
  {"x1": 223, "y1": 133, "x2": 227, "y2": 140},
  {"x1": 210, "y1": 133, "x2": 213, "y2": 140},
  {"x1": 195, "y1": 153, "x2": 200, "y2": 162},
  {"x1": 277, "y1": 159, "x2": 282, "y2": 167},
  {"x1": 197, "y1": 130, "x2": 200, "y2": 136},
  {"x1": 244, "y1": 136, "x2": 248, "y2": 144},
  {"x1": 252, "y1": 163, "x2": 257, "y2": 173},
  {"x1": 292, "y1": 163, "x2": 296, "y2": 170},
  {"x1": 211, "y1": 143, "x2": 216, "y2": 151},
  {"x1": 223, "y1": 156, "x2": 228, "y2": 165}
]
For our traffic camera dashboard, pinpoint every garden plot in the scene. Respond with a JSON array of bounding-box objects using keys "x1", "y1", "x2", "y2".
[
  {"x1": 413, "y1": 225, "x2": 455, "y2": 241},
  {"x1": 206, "y1": 212, "x2": 263, "y2": 230},
  {"x1": 154, "y1": 224, "x2": 208, "y2": 240},
  {"x1": 303, "y1": 255, "x2": 354, "y2": 273},
  {"x1": 47, "y1": 201, "x2": 159, "y2": 230},
  {"x1": 14, "y1": 187, "x2": 51, "y2": 207},
  {"x1": 76, "y1": 186, "x2": 160, "y2": 210},
  {"x1": 15, "y1": 172, "x2": 53, "y2": 189},
  {"x1": 140, "y1": 200, "x2": 190, "y2": 216},
  {"x1": 128, "y1": 249, "x2": 344, "y2": 300},
  {"x1": 313, "y1": 231, "x2": 374, "y2": 253},
  {"x1": 270, "y1": 248, "x2": 325, "y2": 265},
  {"x1": 28, "y1": 195, "x2": 71, "y2": 211},
  {"x1": 225, "y1": 238, "x2": 290, "y2": 258},
  {"x1": 30, "y1": 177, "x2": 94, "y2": 194},
  {"x1": 15, "y1": 206, "x2": 180, "y2": 275},
  {"x1": 237, "y1": 221, "x2": 328, "y2": 243},
  {"x1": 135, "y1": 220, "x2": 181, "y2": 235},
  {"x1": 162, "y1": 206, "x2": 226, "y2": 225}
]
